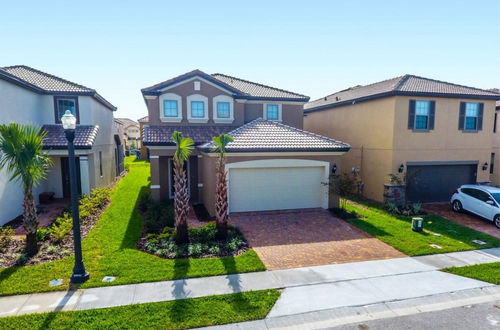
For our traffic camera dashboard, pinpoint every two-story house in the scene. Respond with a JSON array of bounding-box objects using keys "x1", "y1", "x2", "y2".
[
  {"x1": 0, "y1": 65, "x2": 120, "y2": 225},
  {"x1": 115, "y1": 118, "x2": 141, "y2": 150},
  {"x1": 141, "y1": 70, "x2": 350, "y2": 215},
  {"x1": 137, "y1": 115, "x2": 149, "y2": 159},
  {"x1": 304, "y1": 75, "x2": 500, "y2": 203}
]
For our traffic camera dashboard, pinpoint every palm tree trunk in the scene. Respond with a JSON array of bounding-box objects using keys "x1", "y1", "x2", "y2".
[
  {"x1": 215, "y1": 157, "x2": 228, "y2": 240},
  {"x1": 23, "y1": 186, "x2": 38, "y2": 256},
  {"x1": 173, "y1": 160, "x2": 189, "y2": 245}
]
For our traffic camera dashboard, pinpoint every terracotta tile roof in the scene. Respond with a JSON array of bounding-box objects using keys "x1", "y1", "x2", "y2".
[
  {"x1": 141, "y1": 69, "x2": 309, "y2": 101},
  {"x1": 115, "y1": 118, "x2": 138, "y2": 128},
  {"x1": 143, "y1": 125, "x2": 238, "y2": 146},
  {"x1": 0, "y1": 65, "x2": 116, "y2": 110},
  {"x1": 306, "y1": 75, "x2": 500, "y2": 112},
  {"x1": 199, "y1": 118, "x2": 350, "y2": 153},
  {"x1": 41, "y1": 125, "x2": 99, "y2": 150},
  {"x1": 211, "y1": 73, "x2": 309, "y2": 100}
]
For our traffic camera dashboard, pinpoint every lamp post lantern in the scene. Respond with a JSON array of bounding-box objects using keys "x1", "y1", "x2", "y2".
[{"x1": 61, "y1": 110, "x2": 89, "y2": 283}]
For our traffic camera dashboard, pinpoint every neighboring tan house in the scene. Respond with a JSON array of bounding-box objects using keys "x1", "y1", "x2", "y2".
[
  {"x1": 142, "y1": 70, "x2": 350, "y2": 215},
  {"x1": 138, "y1": 115, "x2": 149, "y2": 159},
  {"x1": 115, "y1": 118, "x2": 141, "y2": 150},
  {"x1": 0, "y1": 65, "x2": 120, "y2": 226},
  {"x1": 304, "y1": 75, "x2": 500, "y2": 203}
]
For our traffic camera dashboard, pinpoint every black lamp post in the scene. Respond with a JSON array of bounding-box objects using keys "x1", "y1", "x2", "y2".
[{"x1": 61, "y1": 110, "x2": 89, "y2": 283}]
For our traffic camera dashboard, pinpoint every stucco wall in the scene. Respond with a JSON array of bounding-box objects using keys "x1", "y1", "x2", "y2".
[
  {"x1": 304, "y1": 97, "x2": 396, "y2": 201},
  {"x1": 304, "y1": 95, "x2": 498, "y2": 202},
  {"x1": 392, "y1": 96, "x2": 496, "y2": 186},
  {"x1": 492, "y1": 109, "x2": 500, "y2": 186}
]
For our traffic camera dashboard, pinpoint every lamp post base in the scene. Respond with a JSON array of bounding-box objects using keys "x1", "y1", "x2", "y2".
[{"x1": 70, "y1": 272, "x2": 90, "y2": 283}]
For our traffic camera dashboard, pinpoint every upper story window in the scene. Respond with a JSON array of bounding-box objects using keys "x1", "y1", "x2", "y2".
[
  {"x1": 465, "y1": 103, "x2": 479, "y2": 130},
  {"x1": 415, "y1": 101, "x2": 430, "y2": 130},
  {"x1": 408, "y1": 100, "x2": 435, "y2": 131},
  {"x1": 159, "y1": 93, "x2": 182, "y2": 123},
  {"x1": 163, "y1": 100, "x2": 178, "y2": 117},
  {"x1": 54, "y1": 96, "x2": 79, "y2": 123},
  {"x1": 264, "y1": 104, "x2": 281, "y2": 121},
  {"x1": 459, "y1": 102, "x2": 483, "y2": 132},
  {"x1": 213, "y1": 95, "x2": 234, "y2": 123},
  {"x1": 217, "y1": 102, "x2": 230, "y2": 118},
  {"x1": 187, "y1": 94, "x2": 208, "y2": 123},
  {"x1": 191, "y1": 101, "x2": 205, "y2": 118}
]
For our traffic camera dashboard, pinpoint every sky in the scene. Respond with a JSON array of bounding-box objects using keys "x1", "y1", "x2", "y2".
[{"x1": 1, "y1": 0, "x2": 499, "y2": 120}]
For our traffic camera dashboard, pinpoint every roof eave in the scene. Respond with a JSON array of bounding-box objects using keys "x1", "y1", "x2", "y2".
[
  {"x1": 305, "y1": 91, "x2": 500, "y2": 113},
  {"x1": 235, "y1": 95, "x2": 310, "y2": 102},
  {"x1": 198, "y1": 146, "x2": 351, "y2": 153}
]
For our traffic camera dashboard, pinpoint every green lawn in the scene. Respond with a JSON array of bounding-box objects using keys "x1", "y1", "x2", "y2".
[
  {"x1": 344, "y1": 200, "x2": 500, "y2": 256},
  {"x1": 443, "y1": 262, "x2": 500, "y2": 285},
  {"x1": 0, "y1": 162, "x2": 265, "y2": 296},
  {"x1": 0, "y1": 290, "x2": 279, "y2": 329}
]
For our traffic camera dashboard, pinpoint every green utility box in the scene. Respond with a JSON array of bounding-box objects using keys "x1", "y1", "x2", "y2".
[{"x1": 412, "y1": 217, "x2": 424, "y2": 232}]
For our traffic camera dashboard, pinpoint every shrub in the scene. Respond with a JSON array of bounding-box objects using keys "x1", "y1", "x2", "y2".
[
  {"x1": 188, "y1": 222, "x2": 217, "y2": 243},
  {"x1": 0, "y1": 227, "x2": 14, "y2": 250},
  {"x1": 143, "y1": 201, "x2": 174, "y2": 234},
  {"x1": 45, "y1": 245, "x2": 58, "y2": 255},
  {"x1": 330, "y1": 173, "x2": 361, "y2": 210},
  {"x1": 208, "y1": 245, "x2": 220, "y2": 255},
  {"x1": 188, "y1": 243, "x2": 203, "y2": 257},
  {"x1": 36, "y1": 228, "x2": 51, "y2": 242},
  {"x1": 49, "y1": 213, "x2": 73, "y2": 243},
  {"x1": 138, "y1": 193, "x2": 153, "y2": 213}
]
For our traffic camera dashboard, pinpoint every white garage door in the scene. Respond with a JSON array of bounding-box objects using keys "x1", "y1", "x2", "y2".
[{"x1": 228, "y1": 160, "x2": 328, "y2": 213}]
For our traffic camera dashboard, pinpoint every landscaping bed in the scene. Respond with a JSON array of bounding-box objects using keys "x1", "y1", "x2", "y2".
[
  {"x1": 0, "y1": 162, "x2": 264, "y2": 296},
  {"x1": 137, "y1": 196, "x2": 249, "y2": 259},
  {"x1": 339, "y1": 199, "x2": 500, "y2": 256},
  {"x1": 0, "y1": 187, "x2": 112, "y2": 268},
  {"x1": 0, "y1": 290, "x2": 280, "y2": 329}
]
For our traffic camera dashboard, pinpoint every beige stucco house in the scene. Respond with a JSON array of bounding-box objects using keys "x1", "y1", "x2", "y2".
[
  {"x1": 304, "y1": 75, "x2": 500, "y2": 203},
  {"x1": 0, "y1": 65, "x2": 121, "y2": 226},
  {"x1": 115, "y1": 118, "x2": 141, "y2": 150},
  {"x1": 142, "y1": 70, "x2": 350, "y2": 216}
]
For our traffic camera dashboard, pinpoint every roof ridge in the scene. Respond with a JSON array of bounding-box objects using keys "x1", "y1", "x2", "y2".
[
  {"x1": 265, "y1": 118, "x2": 349, "y2": 146},
  {"x1": 212, "y1": 73, "x2": 308, "y2": 98},
  {"x1": 402, "y1": 74, "x2": 500, "y2": 95},
  {"x1": 141, "y1": 69, "x2": 206, "y2": 91},
  {"x1": 2, "y1": 65, "x2": 94, "y2": 92},
  {"x1": 309, "y1": 75, "x2": 406, "y2": 103}
]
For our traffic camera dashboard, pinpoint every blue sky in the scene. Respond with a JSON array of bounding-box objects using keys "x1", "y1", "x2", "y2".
[{"x1": 1, "y1": 0, "x2": 499, "y2": 119}]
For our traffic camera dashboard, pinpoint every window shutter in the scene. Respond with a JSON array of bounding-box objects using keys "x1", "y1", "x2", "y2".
[
  {"x1": 458, "y1": 102, "x2": 466, "y2": 130},
  {"x1": 477, "y1": 103, "x2": 484, "y2": 131},
  {"x1": 428, "y1": 101, "x2": 436, "y2": 130},
  {"x1": 408, "y1": 100, "x2": 416, "y2": 129}
]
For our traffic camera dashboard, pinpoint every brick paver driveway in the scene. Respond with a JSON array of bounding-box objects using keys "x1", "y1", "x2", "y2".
[
  {"x1": 424, "y1": 203, "x2": 500, "y2": 238},
  {"x1": 230, "y1": 209, "x2": 405, "y2": 270}
]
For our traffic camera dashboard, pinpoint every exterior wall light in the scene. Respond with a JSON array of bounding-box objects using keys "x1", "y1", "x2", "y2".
[
  {"x1": 332, "y1": 164, "x2": 337, "y2": 174},
  {"x1": 482, "y1": 162, "x2": 489, "y2": 171},
  {"x1": 398, "y1": 164, "x2": 405, "y2": 173}
]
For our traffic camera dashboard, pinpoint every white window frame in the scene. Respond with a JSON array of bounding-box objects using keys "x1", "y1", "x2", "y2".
[
  {"x1": 213, "y1": 94, "x2": 234, "y2": 123},
  {"x1": 263, "y1": 103, "x2": 282, "y2": 122},
  {"x1": 159, "y1": 93, "x2": 182, "y2": 123},
  {"x1": 187, "y1": 94, "x2": 209, "y2": 123}
]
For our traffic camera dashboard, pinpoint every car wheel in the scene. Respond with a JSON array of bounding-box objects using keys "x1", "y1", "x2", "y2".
[
  {"x1": 494, "y1": 215, "x2": 500, "y2": 229},
  {"x1": 452, "y1": 200, "x2": 463, "y2": 212}
]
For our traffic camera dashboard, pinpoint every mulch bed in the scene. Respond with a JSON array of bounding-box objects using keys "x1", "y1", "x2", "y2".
[{"x1": 0, "y1": 173, "x2": 125, "y2": 268}]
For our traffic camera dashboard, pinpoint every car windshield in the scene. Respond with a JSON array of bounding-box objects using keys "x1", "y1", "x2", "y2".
[{"x1": 491, "y1": 193, "x2": 500, "y2": 204}]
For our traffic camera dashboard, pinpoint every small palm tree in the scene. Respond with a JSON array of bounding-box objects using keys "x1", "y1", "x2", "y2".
[
  {"x1": 212, "y1": 134, "x2": 234, "y2": 240},
  {"x1": 0, "y1": 123, "x2": 51, "y2": 256},
  {"x1": 171, "y1": 131, "x2": 194, "y2": 245}
]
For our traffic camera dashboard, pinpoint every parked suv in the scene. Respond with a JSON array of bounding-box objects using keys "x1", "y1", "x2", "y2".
[{"x1": 451, "y1": 185, "x2": 500, "y2": 228}]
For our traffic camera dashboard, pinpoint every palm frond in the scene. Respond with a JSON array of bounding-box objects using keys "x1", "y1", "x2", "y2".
[
  {"x1": 212, "y1": 134, "x2": 234, "y2": 157},
  {"x1": 172, "y1": 131, "x2": 194, "y2": 162}
]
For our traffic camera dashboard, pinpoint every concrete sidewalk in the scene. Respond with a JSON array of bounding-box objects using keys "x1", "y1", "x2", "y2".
[{"x1": 0, "y1": 248, "x2": 498, "y2": 318}]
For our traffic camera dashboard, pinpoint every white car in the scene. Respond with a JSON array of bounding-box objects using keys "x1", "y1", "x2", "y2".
[{"x1": 451, "y1": 185, "x2": 500, "y2": 228}]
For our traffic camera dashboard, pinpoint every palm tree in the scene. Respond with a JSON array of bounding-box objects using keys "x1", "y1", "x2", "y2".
[
  {"x1": 171, "y1": 131, "x2": 194, "y2": 245},
  {"x1": 0, "y1": 123, "x2": 51, "y2": 256},
  {"x1": 212, "y1": 134, "x2": 234, "y2": 240}
]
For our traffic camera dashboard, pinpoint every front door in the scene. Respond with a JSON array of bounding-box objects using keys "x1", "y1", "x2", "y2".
[
  {"x1": 168, "y1": 158, "x2": 189, "y2": 199},
  {"x1": 61, "y1": 157, "x2": 82, "y2": 198}
]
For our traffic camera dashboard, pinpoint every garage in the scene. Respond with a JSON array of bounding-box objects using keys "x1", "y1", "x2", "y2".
[
  {"x1": 406, "y1": 162, "x2": 477, "y2": 202},
  {"x1": 227, "y1": 159, "x2": 330, "y2": 213}
]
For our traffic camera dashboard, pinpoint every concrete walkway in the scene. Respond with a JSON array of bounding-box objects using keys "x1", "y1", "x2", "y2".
[{"x1": 0, "y1": 248, "x2": 498, "y2": 318}]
